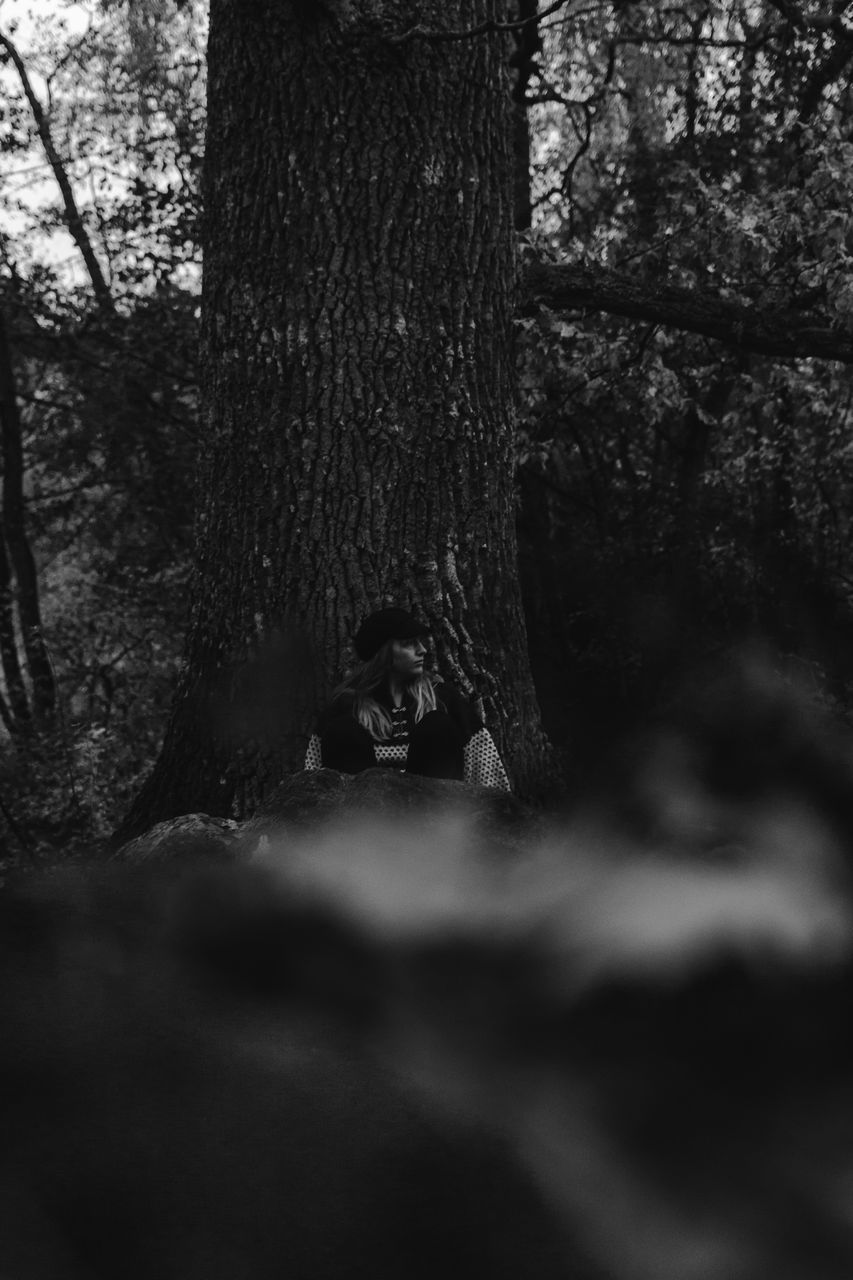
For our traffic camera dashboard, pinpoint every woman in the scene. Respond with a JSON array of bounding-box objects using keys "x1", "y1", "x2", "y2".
[{"x1": 304, "y1": 606, "x2": 510, "y2": 790}]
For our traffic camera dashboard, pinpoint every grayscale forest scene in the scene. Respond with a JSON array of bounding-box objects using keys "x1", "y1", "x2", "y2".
[{"x1": 2, "y1": 2, "x2": 853, "y2": 1277}]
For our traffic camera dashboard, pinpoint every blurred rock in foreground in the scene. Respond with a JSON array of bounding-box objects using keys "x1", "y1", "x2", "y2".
[
  {"x1": 1, "y1": 845, "x2": 593, "y2": 1280},
  {"x1": 242, "y1": 766, "x2": 540, "y2": 856},
  {"x1": 5, "y1": 771, "x2": 853, "y2": 1279}
]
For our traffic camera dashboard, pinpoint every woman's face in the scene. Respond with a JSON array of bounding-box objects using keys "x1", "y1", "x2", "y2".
[{"x1": 390, "y1": 636, "x2": 427, "y2": 681}]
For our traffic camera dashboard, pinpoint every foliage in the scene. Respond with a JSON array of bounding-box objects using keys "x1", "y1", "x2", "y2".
[
  {"x1": 0, "y1": 0, "x2": 206, "y2": 290},
  {"x1": 516, "y1": 0, "x2": 853, "y2": 760},
  {"x1": 0, "y1": 0, "x2": 205, "y2": 856}
]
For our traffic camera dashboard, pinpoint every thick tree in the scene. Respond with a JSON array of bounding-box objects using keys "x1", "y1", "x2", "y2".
[{"x1": 119, "y1": 0, "x2": 552, "y2": 835}]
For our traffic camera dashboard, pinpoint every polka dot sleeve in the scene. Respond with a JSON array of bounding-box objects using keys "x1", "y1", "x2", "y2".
[
  {"x1": 463, "y1": 728, "x2": 511, "y2": 791},
  {"x1": 304, "y1": 732, "x2": 323, "y2": 771}
]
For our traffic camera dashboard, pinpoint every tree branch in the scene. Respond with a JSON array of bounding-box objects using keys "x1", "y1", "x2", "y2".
[
  {"x1": 385, "y1": 0, "x2": 575, "y2": 45},
  {"x1": 522, "y1": 260, "x2": 853, "y2": 364},
  {"x1": 0, "y1": 28, "x2": 114, "y2": 313}
]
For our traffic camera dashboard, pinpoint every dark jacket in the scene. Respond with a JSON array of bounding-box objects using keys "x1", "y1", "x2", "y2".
[{"x1": 306, "y1": 678, "x2": 510, "y2": 790}]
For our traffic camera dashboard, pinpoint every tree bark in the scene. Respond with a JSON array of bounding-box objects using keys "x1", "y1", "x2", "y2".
[
  {"x1": 522, "y1": 260, "x2": 853, "y2": 364},
  {"x1": 118, "y1": 0, "x2": 552, "y2": 839}
]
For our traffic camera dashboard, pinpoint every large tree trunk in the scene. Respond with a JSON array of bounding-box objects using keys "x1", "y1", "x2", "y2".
[{"x1": 119, "y1": 0, "x2": 551, "y2": 838}]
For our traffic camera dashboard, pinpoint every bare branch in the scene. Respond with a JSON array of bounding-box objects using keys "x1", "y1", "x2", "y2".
[
  {"x1": 44, "y1": 16, "x2": 95, "y2": 92},
  {"x1": 522, "y1": 259, "x2": 853, "y2": 364},
  {"x1": 617, "y1": 30, "x2": 773, "y2": 49},
  {"x1": 385, "y1": 0, "x2": 575, "y2": 45}
]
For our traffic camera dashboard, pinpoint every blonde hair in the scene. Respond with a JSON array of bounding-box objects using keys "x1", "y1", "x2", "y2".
[{"x1": 332, "y1": 640, "x2": 438, "y2": 741}]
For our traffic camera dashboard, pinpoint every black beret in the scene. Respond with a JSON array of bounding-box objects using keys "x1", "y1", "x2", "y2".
[{"x1": 353, "y1": 607, "x2": 431, "y2": 661}]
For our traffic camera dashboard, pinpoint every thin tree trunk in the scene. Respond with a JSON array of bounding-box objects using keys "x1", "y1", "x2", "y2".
[
  {"x1": 0, "y1": 310, "x2": 56, "y2": 723},
  {"x1": 738, "y1": 27, "x2": 757, "y2": 171},
  {"x1": 684, "y1": 19, "x2": 699, "y2": 159},
  {"x1": 0, "y1": 531, "x2": 28, "y2": 730},
  {"x1": 511, "y1": 0, "x2": 539, "y2": 231},
  {"x1": 118, "y1": 0, "x2": 552, "y2": 839}
]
